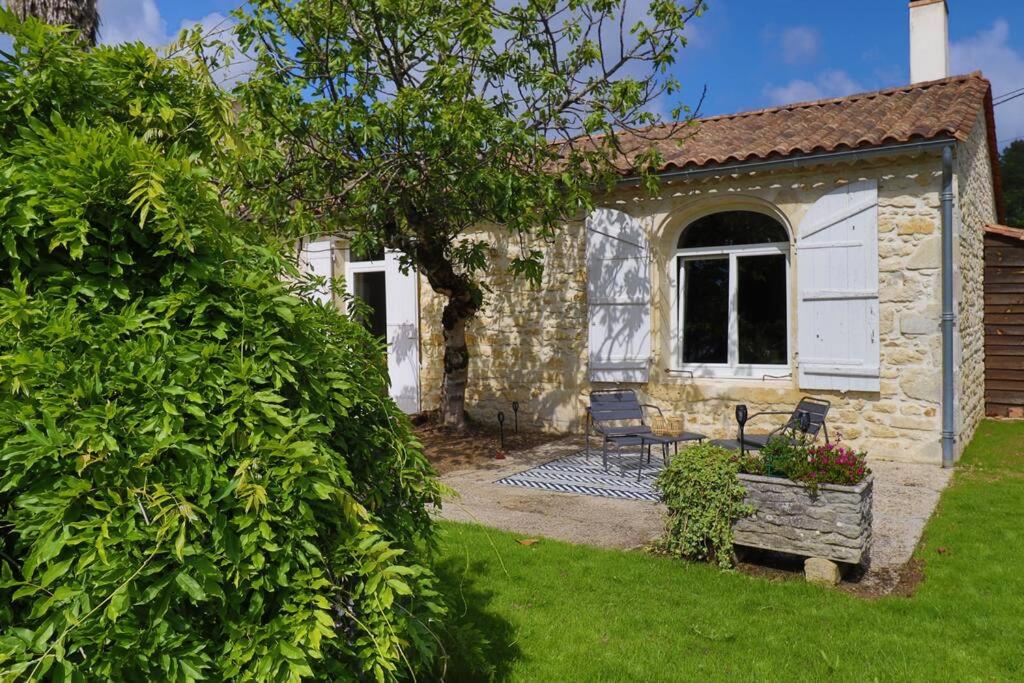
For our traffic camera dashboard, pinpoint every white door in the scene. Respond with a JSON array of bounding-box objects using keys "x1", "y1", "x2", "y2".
[{"x1": 346, "y1": 250, "x2": 421, "y2": 414}]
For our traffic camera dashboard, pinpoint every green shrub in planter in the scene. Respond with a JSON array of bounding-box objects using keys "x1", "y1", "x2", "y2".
[
  {"x1": 0, "y1": 15, "x2": 445, "y2": 681},
  {"x1": 655, "y1": 444, "x2": 752, "y2": 569},
  {"x1": 743, "y1": 435, "x2": 871, "y2": 493}
]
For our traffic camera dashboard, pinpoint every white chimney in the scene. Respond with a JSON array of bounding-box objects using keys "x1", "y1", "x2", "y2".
[{"x1": 910, "y1": 0, "x2": 949, "y2": 83}]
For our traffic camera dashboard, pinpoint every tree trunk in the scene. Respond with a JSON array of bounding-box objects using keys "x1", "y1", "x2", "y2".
[
  {"x1": 397, "y1": 217, "x2": 482, "y2": 431},
  {"x1": 410, "y1": 238, "x2": 480, "y2": 431},
  {"x1": 8, "y1": 0, "x2": 99, "y2": 46},
  {"x1": 440, "y1": 301, "x2": 471, "y2": 429}
]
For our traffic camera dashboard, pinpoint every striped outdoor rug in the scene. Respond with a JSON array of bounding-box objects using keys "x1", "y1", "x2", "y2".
[{"x1": 497, "y1": 449, "x2": 664, "y2": 502}]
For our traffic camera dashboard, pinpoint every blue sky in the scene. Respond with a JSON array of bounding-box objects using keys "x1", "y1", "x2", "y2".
[
  {"x1": 29, "y1": 1, "x2": 1024, "y2": 145},
  {"x1": 673, "y1": 0, "x2": 1024, "y2": 145}
]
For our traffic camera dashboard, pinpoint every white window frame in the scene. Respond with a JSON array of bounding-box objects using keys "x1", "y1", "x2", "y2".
[
  {"x1": 671, "y1": 241, "x2": 791, "y2": 379},
  {"x1": 343, "y1": 248, "x2": 386, "y2": 312}
]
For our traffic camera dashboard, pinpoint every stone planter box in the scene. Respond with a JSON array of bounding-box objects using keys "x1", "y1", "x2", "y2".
[{"x1": 733, "y1": 473, "x2": 873, "y2": 565}]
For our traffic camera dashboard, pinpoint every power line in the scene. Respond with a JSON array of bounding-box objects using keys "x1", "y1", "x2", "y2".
[
  {"x1": 995, "y1": 91, "x2": 1024, "y2": 107},
  {"x1": 995, "y1": 86, "x2": 1024, "y2": 102}
]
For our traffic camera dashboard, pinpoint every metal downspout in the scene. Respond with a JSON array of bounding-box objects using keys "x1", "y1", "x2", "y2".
[{"x1": 941, "y1": 144, "x2": 956, "y2": 468}]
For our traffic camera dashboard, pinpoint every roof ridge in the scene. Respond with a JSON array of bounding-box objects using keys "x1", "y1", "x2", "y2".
[{"x1": 695, "y1": 72, "x2": 988, "y2": 124}]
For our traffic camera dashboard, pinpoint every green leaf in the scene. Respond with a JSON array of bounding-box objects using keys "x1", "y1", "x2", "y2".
[
  {"x1": 39, "y1": 559, "x2": 73, "y2": 588},
  {"x1": 213, "y1": 478, "x2": 240, "y2": 502},
  {"x1": 175, "y1": 523, "x2": 187, "y2": 562},
  {"x1": 174, "y1": 572, "x2": 206, "y2": 601},
  {"x1": 278, "y1": 641, "x2": 305, "y2": 662},
  {"x1": 105, "y1": 588, "x2": 130, "y2": 622},
  {"x1": 222, "y1": 527, "x2": 241, "y2": 564}
]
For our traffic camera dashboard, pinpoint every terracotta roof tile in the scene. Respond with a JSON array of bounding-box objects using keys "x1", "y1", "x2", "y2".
[
  {"x1": 602, "y1": 72, "x2": 993, "y2": 174},
  {"x1": 986, "y1": 224, "x2": 1024, "y2": 241}
]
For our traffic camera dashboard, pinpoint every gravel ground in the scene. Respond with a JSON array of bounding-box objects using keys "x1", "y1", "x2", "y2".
[
  {"x1": 851, "y1": 457, "x2": 952, "y2": 594},
  {"x1": 435, "y1": 438, "x2": 953, "y2": 592},
  {"x1": 437, "y1": 438, "x2": 664, "y2": 549}
]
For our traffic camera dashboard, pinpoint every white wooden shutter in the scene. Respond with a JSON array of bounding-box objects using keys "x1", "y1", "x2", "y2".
[
  {"x1": 299, "y1": 238, "x2": 335, "y2": 304},
  {"x1": 587, "y1": 208, "x2": 651, "y2": 383},
  {"x1": 797, "y1": 180, "x2": 880, "y2": 392},
  {"x1": 383, "y1": 251, "x2": 421, "y2": 414}
]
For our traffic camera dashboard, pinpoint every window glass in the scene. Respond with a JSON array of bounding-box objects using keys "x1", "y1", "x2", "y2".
[
  {"x1": 676, "y1": 211, "x2": 790, "y2": 370},
  {"x1": 737, "y1": 254, "x2": 787, "y2": 364},
  {"x1": 677, "y1": 211, "x2": 788, "y2": 249},
  {"x1": 353, "y1": 271, "x2": 388, "y2": 338},
  {"x1": 682, "y1": 258, "x2": 729, "y2": 363}
]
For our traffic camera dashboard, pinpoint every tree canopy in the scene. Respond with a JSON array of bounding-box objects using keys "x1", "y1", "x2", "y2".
[
  {"x1": 1002, "y1": 140, "x2": 1024, "y2": 228},
  {"x1": 221, "y1": 0, "x2": 706, "y2": 427}
]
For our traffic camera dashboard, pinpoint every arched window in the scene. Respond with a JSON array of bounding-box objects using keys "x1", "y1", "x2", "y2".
[{"x1": 674, "y1": 211, "x2": 790, "y2": 374}]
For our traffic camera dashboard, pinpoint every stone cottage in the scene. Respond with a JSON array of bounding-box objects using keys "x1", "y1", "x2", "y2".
[{"x1": 302, "y1": 0, "x2": 1002, "y2": 465}]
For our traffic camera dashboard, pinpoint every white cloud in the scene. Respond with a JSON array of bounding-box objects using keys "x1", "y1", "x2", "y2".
[
  {"x1": 763, "y1": 69, "x2": 863, "y2": 106},
  {"x1": 682, "y1": 21, "x2": 707, "y2": 51},
  {"x1": 763, "y1": 79, "x2": 821, "y2": 104},
  {"x1": 179, "y1": 13, "x2": 254, "y2": 90},
  {"x1": 94, "y1": 1, "x2": 250, "y2": 89},
  {"x1": 96, "y1": 0, "x2": 167, "y2": 46},
  {"x1": 780, "y1": 26, "x2": 819, "y2": 65},
  {"x1": 951, "y1": 19, "x2": 1024, "y2": 145}
]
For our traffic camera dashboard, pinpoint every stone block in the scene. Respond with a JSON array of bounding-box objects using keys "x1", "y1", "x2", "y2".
[
  {"x1": 897, "y1": 217, "x2": 936, "y2": 235},
  {"x1": 804, "y1": 558, "x2": 842, "y2": 586},
  {"x1": 906, "y1": 235, "x2": 941, "y2": 270},
  {"x1": 888, "y1": 415, "x2": 936, "y2": 431},
  {"x1": 900, "y1": 304, "x2": 939, "y2": 336},
  {"x1": 900, "y1": 373, "x2": 941, "y2": 402},
  {"x1": 866, "y1": 423, "x2": 899, "y2": 438},
  {"x1": 734, "y1": 474, "x2": 872, "y2": 565}
]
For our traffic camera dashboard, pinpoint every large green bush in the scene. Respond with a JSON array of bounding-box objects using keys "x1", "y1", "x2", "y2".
[
  {"x1": 655, "y1": 444, "x2": 752, "y2": 569},
  {"x1": 0, "y1": 14, "x2": 445, "y2": 681}
]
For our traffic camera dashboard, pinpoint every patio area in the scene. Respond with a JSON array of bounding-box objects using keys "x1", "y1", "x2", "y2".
[{"x1": 435, "y1": 437, "x2": 952, "y2": 594}]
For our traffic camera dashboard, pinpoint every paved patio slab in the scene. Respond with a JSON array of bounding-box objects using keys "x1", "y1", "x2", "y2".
[{"x1": 435, "y1": 438, "x2": 953, "y2": 588}]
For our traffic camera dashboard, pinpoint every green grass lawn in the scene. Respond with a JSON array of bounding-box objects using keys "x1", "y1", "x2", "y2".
[{"x1": 435, "y1": 420, "x2": 1024, "y2": 681}]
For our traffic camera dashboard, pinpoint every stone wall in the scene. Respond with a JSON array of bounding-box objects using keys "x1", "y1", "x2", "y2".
[
  {"x1": 417, "y1": 221, "x2": 590, "y2": 430},
  {"x1": 640, "y1": 157, "x2": 946, "y2": 463},
  {"x1": 955, "y1": 116, "x2": 998, "y2": 457},
  {"x1": 418, "y1": 146, "x2": 989, "y2": 465},
  {"x1": 733, "y1": 473, "x2": 873, "y2": 565}
]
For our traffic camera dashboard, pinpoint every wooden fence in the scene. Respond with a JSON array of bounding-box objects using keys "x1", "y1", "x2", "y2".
[{"x1": 985, "y1": 224, "x2": 1024, "y2": 417}]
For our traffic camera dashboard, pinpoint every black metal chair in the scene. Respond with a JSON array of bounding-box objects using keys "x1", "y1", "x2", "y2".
[
  {"x1": 715, "y1": 397, "x2": 831, "y2": 455},
  {"x1": 585, "y1": 390, "x2": 667, "y2": 481}
]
